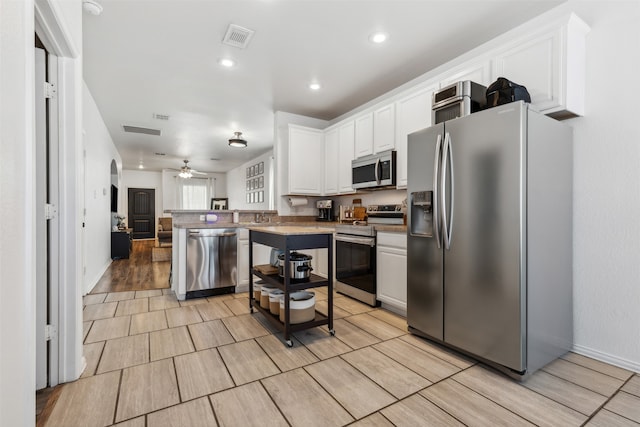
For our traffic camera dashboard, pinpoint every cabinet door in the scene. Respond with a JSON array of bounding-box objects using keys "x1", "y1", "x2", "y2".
[
  {"x1": 354, "y1": 112, "x2": 374, "y2": 158},
  {"x1": 312, "y1": 247, "x2": 329, "y2": 279},
  {"x1": 324, "y1": 127, "x2": 339, "y2": 195},
  {"x1": 338, "y1": 120, "x2": 355, "y2": 194},
  {"x1": 288, "y1": 125, "x2": 324, "y2": 195},
  {"x1": 237, "y1": 238, "x2": 249, "y2": 286},
  {"x1": 440, "y1": 60, "x2": 492, "y2": 88},
  {"x1": 395, "y1": 85, "x2": 436, "y2": 188},
  {"x1": 377, "y1": 245, "x2": 407, "y2": 312},
  {"x1": 492, "y1": 29, "x2": 560, "y2": 113},
  {"x1": 373, "y1": 103, "x2": 395, "y2": 154}
]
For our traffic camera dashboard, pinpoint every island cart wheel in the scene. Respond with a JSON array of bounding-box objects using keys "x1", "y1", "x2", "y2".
[
  {"x1": 286, "y1": 340, "x2": 293, "y2": 347},
  {"x1": 329, "y1": 329, "x2": 335, "y2": 336}
]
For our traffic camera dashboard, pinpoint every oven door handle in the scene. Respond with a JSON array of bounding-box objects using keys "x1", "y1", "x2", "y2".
[{"x1": 335, "y1": 234, "x2": 376, "y2": 246}]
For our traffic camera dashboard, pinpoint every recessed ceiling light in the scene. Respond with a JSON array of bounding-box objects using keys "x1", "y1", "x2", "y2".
[
  {"x1": 309, "y1": 83, "x2": 321, "y2": 91},
  {"x1": 369, "y1": 32, "x2": 388, "y2": 44},
  {"x1": 138, "y1": 164, "x2": 144, "y2": 169},
  {"x1": 219, "y1": 58, "x2": 235, "y2": 68},
  {"x1": 82, "y1": 0, "x2": 103, "y2": 15}
]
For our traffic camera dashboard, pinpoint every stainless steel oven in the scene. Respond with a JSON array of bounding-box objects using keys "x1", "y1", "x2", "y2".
[
  {"x1": 335, "y1": 224, "x2": 379, "y2": 306},
  {"x1": 432, "y1": 80, "x2": 486, "y2": 124}
]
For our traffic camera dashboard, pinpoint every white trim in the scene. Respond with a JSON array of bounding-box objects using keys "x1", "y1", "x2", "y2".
[
  {"x1": 34, "y1": 0, "x2": 78, "y2": 58},
  {"x1": 572, "y1": 344, "x2": 640, "y2": 374},
  {"x1": 85, "y1": 259, "x2": 112, "y2": 295},
  {"x1": 34, "y1": 0, "x2": 84, "y2": 384}
]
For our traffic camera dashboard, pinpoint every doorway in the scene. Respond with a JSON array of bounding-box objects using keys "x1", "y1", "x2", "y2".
[
  {"x1": 128, "y1": 188, "x2": 156, "y2": 239},
  {"x1": 35, "y1": 35, "x2": 59, "y2": 391}
]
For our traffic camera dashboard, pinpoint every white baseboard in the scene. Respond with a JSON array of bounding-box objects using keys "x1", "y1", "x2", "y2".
[
  {"x1": 380, "y1": 302, "x2": 406, "y2": 318},
  {"x1": 84, "y1": 259, "x2": 112, "y2": 295},
  {"x1": 572, "y1": 343, "x2": 640, "y2": 373}
]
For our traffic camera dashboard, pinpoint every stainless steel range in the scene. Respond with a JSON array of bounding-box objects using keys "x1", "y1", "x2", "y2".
[
  {"x1": 335, "y1": 223, "x2": 378, "y2": 306},
  {"x1": 335, "y1": 204, "x2": 404, "y2": 306}
]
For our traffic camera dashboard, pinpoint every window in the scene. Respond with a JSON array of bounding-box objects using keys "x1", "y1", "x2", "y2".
[{"x1": 177, "y1": 177, "x2": 214, "y2": 209}]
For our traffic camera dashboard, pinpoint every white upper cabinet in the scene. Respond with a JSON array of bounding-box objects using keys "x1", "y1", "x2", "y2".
[
  {"x1": 439, "y1": 60, "x2": 492, "y2": 88},
  {"x1": 323, "y1": 127, "x2": 339, "y2": 195},
  {"x1": 492, "y1": 13, "x2": 589, "y2": 118},
  {"x1": 287, "y1": 125, "x2": 324, "y2": 195},
  {"x1": 354, "y1": 112, "x2": 374, "y2": 158},
  {"x1": 394, "y1": 84, "x2": 437, "y2": 189},
  {"x1": 338, "y1": 120, "x2": 355, "y2": 194},
  {"x1": 373, "y1": 103, "x2": 395, "y2": 154}
]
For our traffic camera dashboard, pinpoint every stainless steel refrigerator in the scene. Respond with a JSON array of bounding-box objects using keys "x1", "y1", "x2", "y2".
[{"x1": 407, "y1": 101, "x2": 573, "y2": 378}]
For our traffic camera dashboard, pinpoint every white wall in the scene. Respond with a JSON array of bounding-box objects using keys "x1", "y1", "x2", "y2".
[
  {"x1": 1, "y1": 0, "x2": 84, "y2": 424},
  {"x1": 562, "y1": 0, "x2": 640, "y2": 371},
  {"x1": 227, "y1": 150, "x2": 274, "y2": 211},
  {"x1": 1, "y1": 1, "x2": 37, "y2": 424},
  {"x1": 83, "y1": 83, "x2": 122, "y2": 294}
]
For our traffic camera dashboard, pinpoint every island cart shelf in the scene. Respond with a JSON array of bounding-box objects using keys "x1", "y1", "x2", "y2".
[{"x1": 248, "y1": 227, "x2": 334, "y2": 347}]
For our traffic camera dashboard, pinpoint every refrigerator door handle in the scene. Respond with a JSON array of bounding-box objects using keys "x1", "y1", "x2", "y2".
[
  {"x1": 441, "y1": 132, "x2": 454, "y2": 250},
  {"x1": 433, "y1": 134, "x2": 442, "y2": 248}
]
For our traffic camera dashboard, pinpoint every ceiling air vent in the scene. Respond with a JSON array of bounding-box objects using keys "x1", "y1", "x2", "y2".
[
  {"x1": 122, "y1": 125, "x2": 161, "y2": 136},
  {"x1": 222, "y1": 24, "x2": 255, "y2": 49}
]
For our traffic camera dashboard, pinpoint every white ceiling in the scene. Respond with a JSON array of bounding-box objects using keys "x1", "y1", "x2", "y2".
[{"x1": 82, "y1": 0, "x2": 564, "y2": 173}]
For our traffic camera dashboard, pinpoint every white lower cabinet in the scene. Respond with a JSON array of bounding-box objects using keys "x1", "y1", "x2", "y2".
[
  {"x1": 237, "y1": 228, "x2": 270, "y2": 290},
  {"x1": 376, "y1": 232, "x2": 407, "y2": 314}
]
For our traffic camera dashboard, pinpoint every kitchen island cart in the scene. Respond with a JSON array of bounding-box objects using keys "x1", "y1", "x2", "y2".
[{"x1": 248, "y1": 226, "x2": 334, "y2": 347}]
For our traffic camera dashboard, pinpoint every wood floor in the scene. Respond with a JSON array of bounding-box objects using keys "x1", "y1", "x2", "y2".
[
  {"x1": 91, "y1": 240, "x2": 171, "y2": 293},
  {"x1": 38, "y1": 242, "x2": 640, "y2": 426}
]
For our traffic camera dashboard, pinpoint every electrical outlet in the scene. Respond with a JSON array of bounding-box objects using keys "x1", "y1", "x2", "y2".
[{"x1": 199, "y1": 215, "x2": 205, "y2": 221}]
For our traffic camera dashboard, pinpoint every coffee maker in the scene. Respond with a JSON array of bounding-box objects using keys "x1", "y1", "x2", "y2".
[{"x1": 316, "y1": 200, "x2": 334, "y2": 221}]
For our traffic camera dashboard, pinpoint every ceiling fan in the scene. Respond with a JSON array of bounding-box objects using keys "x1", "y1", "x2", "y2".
[{"x1": 172, "y1": 160, "x2": 207, "y2": 179}]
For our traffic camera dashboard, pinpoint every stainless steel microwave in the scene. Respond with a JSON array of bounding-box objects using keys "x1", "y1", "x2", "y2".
[{"x1": 351, "y1": 150, "x2": 396, "y2": 189}]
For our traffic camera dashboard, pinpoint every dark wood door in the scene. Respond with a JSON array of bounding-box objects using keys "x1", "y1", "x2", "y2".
[{"x1": 128, "y1": 188, "x2": 155, "y2": 239}]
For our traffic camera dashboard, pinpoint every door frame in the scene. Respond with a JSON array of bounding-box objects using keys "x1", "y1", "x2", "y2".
[{"x1": 35, "y1": 0, "x2": 84, "y2": 385}]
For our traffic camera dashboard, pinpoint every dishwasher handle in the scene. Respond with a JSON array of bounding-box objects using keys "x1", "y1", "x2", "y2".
[{"x1": 189, "y1": 231, "x2": 237, "y2": 238}]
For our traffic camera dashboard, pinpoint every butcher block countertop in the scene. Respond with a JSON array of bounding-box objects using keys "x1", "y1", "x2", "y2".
[{"x1": 246, "y1": 225, "x2": 335, "y2": 235}]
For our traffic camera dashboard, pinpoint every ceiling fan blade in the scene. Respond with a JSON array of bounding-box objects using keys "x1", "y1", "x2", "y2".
[{"x1": 191, "y1": 170, "x2": 207, "y2": 175}]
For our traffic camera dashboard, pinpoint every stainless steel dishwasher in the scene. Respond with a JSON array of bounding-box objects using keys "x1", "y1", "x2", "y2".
[{"x1": 186, "y1": 228, "x2": 237, "y2": 298}]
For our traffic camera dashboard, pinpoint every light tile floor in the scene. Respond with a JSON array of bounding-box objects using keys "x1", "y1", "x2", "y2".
[{"x1": 42, "y1": 289, "x2": 640, "y2": 427}]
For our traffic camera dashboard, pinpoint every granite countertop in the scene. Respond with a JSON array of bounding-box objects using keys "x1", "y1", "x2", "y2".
[
  {"x1": 174, "y1": 221, "x2": 407, "y2": 233},
  {"x1": 174, "y1": 221, "x2": 331, "y2": 229},
  {"x1": 373, "y1": 224, "x2": 407, "y2": 233}
]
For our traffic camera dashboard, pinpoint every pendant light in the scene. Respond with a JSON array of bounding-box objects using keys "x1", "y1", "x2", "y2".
[{"x1": 228, "y1": 131, "x2": 247, "y2": 148}]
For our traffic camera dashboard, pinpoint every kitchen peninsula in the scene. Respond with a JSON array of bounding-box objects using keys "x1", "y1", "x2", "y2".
[
  {"x1": 168, "y1": 209, "x2": 278, "y2": 300},
  {"x1": 168, "y1": 209, "x2": 333, "y2": 300}
]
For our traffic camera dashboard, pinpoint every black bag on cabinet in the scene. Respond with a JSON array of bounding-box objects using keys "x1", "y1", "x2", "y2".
[{"x1": 485, "y1": 77, "x2": 531, "y2": 107}]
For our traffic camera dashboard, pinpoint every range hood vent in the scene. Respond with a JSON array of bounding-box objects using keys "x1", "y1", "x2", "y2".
[
  {"x1": 122, "y1": 125, "x2": 161, "y2": 136},
  {"x1": 222, "y1": 24, "x2": 255, "y2": 49}
]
